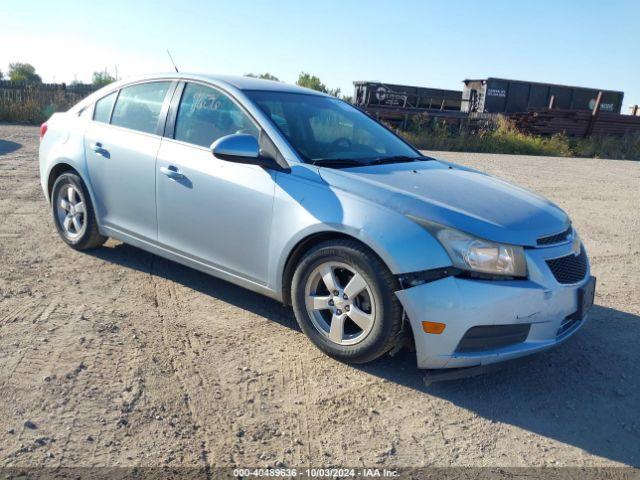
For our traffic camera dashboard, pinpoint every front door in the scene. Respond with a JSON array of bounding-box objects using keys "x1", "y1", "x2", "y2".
[{"x1": 155, "y1": 82, "x2": 275, "y2": 284}]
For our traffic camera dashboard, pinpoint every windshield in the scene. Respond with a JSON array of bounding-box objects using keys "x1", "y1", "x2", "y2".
[{"x1": 244, "y1": 90, "x2": 420, "y2": 164}]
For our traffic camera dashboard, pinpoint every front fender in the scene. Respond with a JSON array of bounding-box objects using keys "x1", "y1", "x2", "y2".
[{"x1": 269, "y1": 165, "x2": 452, "y2": 295}]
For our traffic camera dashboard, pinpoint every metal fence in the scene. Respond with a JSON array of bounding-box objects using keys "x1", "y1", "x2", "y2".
[
  {"x1": 512, "y1": 108, "x2": 640, "y2": 137},
  {"x1": 364, "y1": 102, "x2": 640, "y2": 138}
]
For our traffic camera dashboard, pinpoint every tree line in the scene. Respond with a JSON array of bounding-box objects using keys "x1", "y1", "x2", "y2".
[
  {"x1": 0, "y1": 63, "x2": 117, "y2": 87},
  {"x1": 245, "y1": 71, "x2": 348, "y2": 100},
  {"x1": 1, "y1": 64, "x2": 351, "y2": 101}
]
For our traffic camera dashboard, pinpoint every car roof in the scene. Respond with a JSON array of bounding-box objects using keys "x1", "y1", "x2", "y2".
[
  {"x1": 117, "y1": 72, "x2": 328, "y2": 96},
  {"x1": 68, "y1": 72, "x2": 330, "y2": 116}
]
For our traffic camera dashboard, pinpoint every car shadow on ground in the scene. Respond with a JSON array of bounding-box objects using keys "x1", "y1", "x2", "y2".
[
  {"x1": 89, "y1": 242, "x2": 640, "y2": 466},
  {"x1": 0, "y1": 139, "x2": 22, "y2": 155},
  {"x1": 360, "y1": 306, "x2": 640, "y2": 466},
  {"x1": 90, "y1": 241, "x2": 300, "y2": 330}
]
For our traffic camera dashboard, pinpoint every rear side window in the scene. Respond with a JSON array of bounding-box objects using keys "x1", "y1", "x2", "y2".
[
  {"x1": 111, "y1": 82, "x2": 171, "y2": 134},
  {"x1": 93, "y1": 91, "x2": 117, "y2": 123},
  {"x1": 174, "y1": 83, "x2": 258, "y2": 148}
]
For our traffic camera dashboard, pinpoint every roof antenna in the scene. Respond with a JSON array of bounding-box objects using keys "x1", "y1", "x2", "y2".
[{"x1": 166, "y1": 49, "x2": 179, "y2": 73}]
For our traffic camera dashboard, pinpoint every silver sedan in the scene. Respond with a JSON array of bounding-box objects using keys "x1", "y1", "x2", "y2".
[{"x1": 39, "y1": 73, "x2": 595, "y2": 370}]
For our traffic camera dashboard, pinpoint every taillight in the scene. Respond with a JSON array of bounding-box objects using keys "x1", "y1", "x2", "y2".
[{"x1": 39, "y1": 123, "x2": 48, "y2": 141}]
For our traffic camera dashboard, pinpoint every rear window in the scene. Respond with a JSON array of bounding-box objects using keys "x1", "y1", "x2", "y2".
[
  {"x1": 110, "y1": 82, "x2": 171, "y2": 134},
  {"x1": 93, "y1": 91, "x2": 117, "y2": 123}
]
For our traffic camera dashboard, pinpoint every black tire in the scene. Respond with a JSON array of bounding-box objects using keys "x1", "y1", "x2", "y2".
[
  {"x1": 51, "y1": 172, "x2": 107, "y2": 250},
  {"x1": 291, "y1": 239, "x2": 404, "y2": 364}
]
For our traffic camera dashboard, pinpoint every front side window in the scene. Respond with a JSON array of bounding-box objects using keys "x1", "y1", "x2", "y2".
[
  {"x1": 174, "y1": 83, "x2": 258, "y2": 148},
  {"x1": 245, "y1": 90, "x2": 419, "y2": 163},
  {"x1": 110, "y1": 82, "x2": 171, "y2": 134},
  {"x1": 93, "y1": 91, "x2": 117, "y2": 123}
]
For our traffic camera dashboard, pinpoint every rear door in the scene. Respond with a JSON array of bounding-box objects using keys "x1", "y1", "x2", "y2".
[
  {"x1": 155, "y1": 82, "x2": 276, "y2": 283},
  {"x1": 84, "y1": 81, "x2": 175, "y2": 241}
]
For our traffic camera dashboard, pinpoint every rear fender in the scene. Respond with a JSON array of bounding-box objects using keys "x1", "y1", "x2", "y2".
[{"x1": 40, "y1": 113, "x2": 102, "y2": 230}]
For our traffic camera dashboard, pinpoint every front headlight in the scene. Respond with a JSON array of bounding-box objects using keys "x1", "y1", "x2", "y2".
[{"x1": 411, "y1": 218, "x2": 528, "y2": 278}]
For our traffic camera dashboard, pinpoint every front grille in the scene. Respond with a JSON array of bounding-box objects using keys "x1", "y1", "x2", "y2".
[
  {"x1": 545, "y1": 246, "x2": 588, "y2": 284},
  {"x1": 455, "y1": 324, "x2": 531, "y2": 353},
  {"x1": 537, "y1": 227, "x2": 572, "y2": 246}
]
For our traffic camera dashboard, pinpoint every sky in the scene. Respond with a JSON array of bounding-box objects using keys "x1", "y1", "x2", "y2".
[{"x1": 1, "y1": 0, "x2": 639, "y2": 111}]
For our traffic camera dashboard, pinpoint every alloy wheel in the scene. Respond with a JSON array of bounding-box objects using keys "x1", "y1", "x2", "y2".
[
  {"x1": 55, "y1": 184, "x2": 87, "y2": 240},
  {"x1": 304, "y1": 261, "x2": 377, "y2": 346}
]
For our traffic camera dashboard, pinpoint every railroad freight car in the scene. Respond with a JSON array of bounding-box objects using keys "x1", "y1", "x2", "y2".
[
  {"x1": 353, "y1": 81, "x2": 462, "y2": 111},
  {"x1": 462, "y1": 78, "x2": 623, "y2": 114}
]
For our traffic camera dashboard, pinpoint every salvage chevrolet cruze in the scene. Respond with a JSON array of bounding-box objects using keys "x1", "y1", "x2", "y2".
[{"x1": 39, "y1": 73, "x2": 596, "y2": 370}]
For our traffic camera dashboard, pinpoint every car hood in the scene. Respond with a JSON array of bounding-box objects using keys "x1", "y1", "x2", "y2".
[{"x1": 318, "y1": 160, "x2": 570, "y2": 247}]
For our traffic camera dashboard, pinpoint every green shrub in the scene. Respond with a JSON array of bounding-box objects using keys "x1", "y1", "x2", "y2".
[{"x1": 569, "y1": 133, "x2": 640, "y2": 160}]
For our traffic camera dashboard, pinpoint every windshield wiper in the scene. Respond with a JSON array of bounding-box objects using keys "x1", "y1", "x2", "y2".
[
  {"x1": 368, "y1": 155, "x2": 433, "y2": 165},
  {"x1": 311, "y1": 158, "x2": 367, "y2": 168},
  {"x1": 312, "y1": 155, "x2": 434, "y2": 168}
]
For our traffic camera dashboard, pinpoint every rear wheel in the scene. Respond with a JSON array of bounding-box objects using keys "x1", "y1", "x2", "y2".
[
  {"x1": 291, "y1": 239, "x2": 403, "y2": 364},
  {"x1": 51, "y1": 172, "x2": 107, "y2": 250}
]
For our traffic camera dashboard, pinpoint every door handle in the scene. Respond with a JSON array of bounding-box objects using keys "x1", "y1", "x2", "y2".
[
  {"x1": 91, "y1": 142, "x2": 109, "y2": 157},
  {"x1": 160, "y1": 165, "x2": 185, "y2": 179}
]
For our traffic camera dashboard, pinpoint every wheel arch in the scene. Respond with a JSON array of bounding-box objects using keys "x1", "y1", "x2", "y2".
[
  {"x1": 46, "y1": 160, "x2": 103, "y2": 231},
  {"x1": 280, "y1": 230, "x2": 395, "y2": 306},
  {"x1": 47, "y1": 162, "x2": 78, "y2": 199}
]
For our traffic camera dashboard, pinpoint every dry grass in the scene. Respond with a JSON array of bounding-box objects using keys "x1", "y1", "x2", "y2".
[
  {"x1": 398, "y1": 115, "x2": 640, "y2": 160},
  {"x1": 0, "y1": 90, "x2": 75, "y2": 124}
]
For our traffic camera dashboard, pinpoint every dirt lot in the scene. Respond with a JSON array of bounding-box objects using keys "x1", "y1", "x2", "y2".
[{"x1": 1, "y1": 124, "x2": 639, "y2": 469}]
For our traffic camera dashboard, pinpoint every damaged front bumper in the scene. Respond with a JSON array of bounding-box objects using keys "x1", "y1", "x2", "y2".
[{"x1": 395, "y1": 243, "x2": 593, "y2": 370}]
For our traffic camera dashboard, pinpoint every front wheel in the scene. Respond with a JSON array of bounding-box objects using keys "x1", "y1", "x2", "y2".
[
  {"x1": 291, "y1": 240, "x2": 404, "y2": 364},
  {"x1": 51, "y1": 172, "x2": 107, "y2": 250}
]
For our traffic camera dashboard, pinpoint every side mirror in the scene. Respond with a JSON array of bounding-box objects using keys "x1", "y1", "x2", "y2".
[
  {"x1": 211, "y1": 133, "x2": 289, "y2": 171},
  {"x1": 211, "y1": 133, "x2": 260, "y2": 163}
]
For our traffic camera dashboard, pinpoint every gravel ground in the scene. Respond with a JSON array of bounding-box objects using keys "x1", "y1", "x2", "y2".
[{"x1": 0, "y1": 124, "x2": 639, "y2": 469}]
